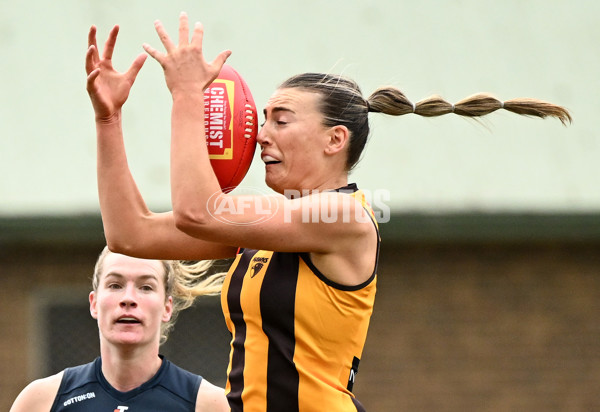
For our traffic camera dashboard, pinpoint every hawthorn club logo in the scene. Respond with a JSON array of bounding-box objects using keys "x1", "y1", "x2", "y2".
[
  {"x1": 250, "y1": 256, "x2": 269, "y2": 278},
  {"x1": 250, "y1": 262, "x2": 264, "y2": 278}
]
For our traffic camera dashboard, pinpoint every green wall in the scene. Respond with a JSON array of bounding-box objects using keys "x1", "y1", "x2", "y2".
[{"x1": 1, "y1": 1, "x2": 598, "y2": 215}]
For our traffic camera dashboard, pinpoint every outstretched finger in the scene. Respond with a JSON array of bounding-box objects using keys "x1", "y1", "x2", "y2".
[
  {"x1": 153, "y1": 19, "x2": 175, "y2": 53},
  {"x1": 212, "y1": 49, "x2": 232, "y2": 72},
  {"x1": 86, "y1": 68, "x2": 100, "y2": 93},
  {"x1": 125, "y1": 53, "x2": 148, "y2": 82},
  {"x1": 85, "y1": 45, "x2": 98, "y2": 75},
  {"x1": 178, "y1": 11, "x2": 189, "y2": 47},
  {"x1": 190, "y1": 21, "x2": 204, "y2": 48},
  {"x1": 87, "y1": 26, "x2": 99, "y2": 67},
  {"x1": 102, "y1": 25, "x2": 119, "y2": 61},
  {"x1": 142, "y1": 43, "x2": 164, "y2": 64},
  {"x1": 88, "y1": 25, "x2": 98, "y2": 50}
]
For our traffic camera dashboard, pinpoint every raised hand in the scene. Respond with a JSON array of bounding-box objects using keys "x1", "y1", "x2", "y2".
[
  {"x1": 143, "y1": 12, "x2": 231, "y2": 97},
  {"x1": 86, "y1": 25, "x2": 147, "y2": 122}
]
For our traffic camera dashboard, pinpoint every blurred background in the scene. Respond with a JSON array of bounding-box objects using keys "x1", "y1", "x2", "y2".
[{"x1": 1, "y1": 1, "x2": 599, "y2": 410}]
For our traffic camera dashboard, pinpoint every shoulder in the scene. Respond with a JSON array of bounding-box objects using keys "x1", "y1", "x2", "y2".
[
  {"x1": 195, "y1": 378, "x2": 228, "y2": 412},
  {"x1": 10, "y1": 371, "x2": 63, "y2": 412},
  {"x1": 163, "y1": 359, "x2": 202, "y2": 389},
  {"x1": 160, "y1": 360, "x2": 228, "y2": 411}
]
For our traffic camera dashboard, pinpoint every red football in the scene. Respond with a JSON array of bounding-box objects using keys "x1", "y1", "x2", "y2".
[{"x1": 204, "y1": 64, "x2": 258, "y2": 192}]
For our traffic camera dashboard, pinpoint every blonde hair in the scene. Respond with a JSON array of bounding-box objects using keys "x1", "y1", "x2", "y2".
[{"x1": 92, "y1": 247, "x2": 228, "y2": 345}]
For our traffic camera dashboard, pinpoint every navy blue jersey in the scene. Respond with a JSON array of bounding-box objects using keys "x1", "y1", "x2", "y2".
[{"x1": 50, "y1": 356, "x2": 202, "y2": 412}]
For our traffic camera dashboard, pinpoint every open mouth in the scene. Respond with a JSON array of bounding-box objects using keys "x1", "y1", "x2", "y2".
[
  {"x1": 116, "y1": 317, "x2": 141, "y2": 324},
  {"x1": 262, "y1": 155, "x2": 281, "y2": 165}
]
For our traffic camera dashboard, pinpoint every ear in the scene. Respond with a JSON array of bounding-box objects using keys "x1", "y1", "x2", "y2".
[
  {"x1": 89, "y1": 291, "x2": 98, "y2": 320},
  {"x1": 324, "y1": 125, "x2": 349, "y2": 156},
  {"x1": 162, "y1": 296, "x2": 173, "y2": 323}
]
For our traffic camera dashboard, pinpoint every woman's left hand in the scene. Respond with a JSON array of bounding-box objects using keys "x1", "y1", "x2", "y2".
[
  {"x1": 86, "y1": 25, "x2": 147, "y2": 122},
  {"x1": 143, "y1": 12, "x2": 231, "y2": 98}
]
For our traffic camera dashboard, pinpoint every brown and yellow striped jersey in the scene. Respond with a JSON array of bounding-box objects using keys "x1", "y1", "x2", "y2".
[{"x1": 221, "y1": 184, "x2": 379, "y2": 412}]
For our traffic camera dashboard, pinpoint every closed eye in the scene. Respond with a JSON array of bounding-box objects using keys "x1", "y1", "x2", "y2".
[{"x1": 259, "y1": 120, "x2": 287, "y2": 128}]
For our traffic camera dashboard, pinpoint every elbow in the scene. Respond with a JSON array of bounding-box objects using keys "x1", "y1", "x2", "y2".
[
  {"x1": 104, "y1": 225, "x2": 149, "y2": 256},
  {"x1": 105, "y1": 238, "x2": 135, "y2": 256},
  {"x1": 173, "y1": 207, "x2": 212, "y2": 236}
]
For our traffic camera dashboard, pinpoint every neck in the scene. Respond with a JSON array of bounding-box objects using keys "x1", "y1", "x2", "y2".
[
  {"x1": 99, "y1": 342, "x2": 162, "y2": 392},
  {"x1": 280, "y1": 173, "x2": 349, "y2": 197},
  {"x1": 309, "y1": 163, "x2": 348, "y2": 192}
]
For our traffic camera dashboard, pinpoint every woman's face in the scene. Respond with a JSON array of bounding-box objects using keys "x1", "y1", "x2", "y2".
[
  {"x1": 89, "y1": 252, "x2": 172, "y2": 348},
  {"x1": 257, "y1": 88, "x2": 335, "y2": 193}
]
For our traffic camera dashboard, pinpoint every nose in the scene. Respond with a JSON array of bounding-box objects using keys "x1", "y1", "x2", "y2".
[
  {"x1": 256, "y1": 125, "x2": 271, "y2": 148},
  {"x1": 120, "y1": 285, "x2": 138, "y2": 308}
]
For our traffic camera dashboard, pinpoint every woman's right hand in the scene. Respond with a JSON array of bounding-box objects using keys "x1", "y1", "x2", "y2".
[
  {"x1": 85, "y1": 25, "x2": 147, "y2": 122},
  {"x1": 142, "y1": 12, "x2": 231, "y2": 100}
]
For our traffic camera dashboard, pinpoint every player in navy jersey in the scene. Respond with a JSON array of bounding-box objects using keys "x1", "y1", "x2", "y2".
[{"x1": 10, "y1": 247, "x2": 228, "y2": 412}]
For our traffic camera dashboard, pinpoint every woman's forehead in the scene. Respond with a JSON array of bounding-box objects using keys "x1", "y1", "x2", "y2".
[{"x1": 265, "y1": 88, "x2": 321, "y2": 111}]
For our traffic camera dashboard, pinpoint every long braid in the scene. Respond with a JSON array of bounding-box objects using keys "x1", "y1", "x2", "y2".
[
  {"x1": 279, "y1": 73, "x2": 571, "y2": 172},
  {"x1": 367, "y1": 87, "x2": 572, "y2": 125}
]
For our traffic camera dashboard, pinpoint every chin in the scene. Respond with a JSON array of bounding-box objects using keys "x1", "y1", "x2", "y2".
[
  {"x1": 114, "y1": 337, "x2": 145, "y2": 346},
  {"x1": 264, "y1": 176, "x2": 284, "y2": 194},
  {"x1": 106, "y1": 331, "x2": 148, "y2": 347}
]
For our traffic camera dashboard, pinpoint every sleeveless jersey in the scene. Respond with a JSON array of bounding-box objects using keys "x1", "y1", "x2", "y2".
[
  {"x1": 50, "y1": 356, "x2": 201, "y2": 412},
  {"x1": 221, "y1": 184, "x2": 379, "y2": 412}
]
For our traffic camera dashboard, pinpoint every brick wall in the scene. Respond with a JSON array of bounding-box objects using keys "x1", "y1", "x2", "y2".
[
  {"x1": 0, "y1": 246, "x2": 100, "y2": 411},
  {"x1": 355, "y1": 242, "x2": 600, "y2": 411},
  {"x1": 1, "y1": 242, "x2": 599, "y2": 411}
]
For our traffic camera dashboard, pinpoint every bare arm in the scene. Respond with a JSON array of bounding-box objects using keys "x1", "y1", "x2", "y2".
[
  {"x1": 10, "y1": 372, "x2": 62, "y2": 412},
  {"x1": 195, "y1": 379, "x2": 229, "y2": 412},
  {"x1": 143, "y1": 13, "x2": 378, "y2": 284},
  {"x1": 86, "y1": 24, "x2": 236, "y2": 260}
]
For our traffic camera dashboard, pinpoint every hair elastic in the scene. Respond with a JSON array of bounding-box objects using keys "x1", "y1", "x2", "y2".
[
  {"x1": 451, "y1": 103, "x2": 455, "y2": 113},
  {"x1": 500, "y1": 101, "x2": 505, "y2": 109},
  {"x1": 412, "y1": 102, "x2": 416, "y2": 113}
]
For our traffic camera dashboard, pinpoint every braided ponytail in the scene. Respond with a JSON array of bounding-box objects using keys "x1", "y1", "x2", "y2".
[
  {"x1": 279, "y1": 73, "x2": 571, "y2": 173},
  {"x1": 367, "y1": 87, "x2": 572, "y2": 125}
]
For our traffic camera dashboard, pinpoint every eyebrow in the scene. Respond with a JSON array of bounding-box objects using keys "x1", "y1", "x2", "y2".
[
  {"x1": 263, "y1": 106, "x2": 296, "y2": 117},
  {"x1": 103, "y1": 273, "x2": 159, "y2": 282}
]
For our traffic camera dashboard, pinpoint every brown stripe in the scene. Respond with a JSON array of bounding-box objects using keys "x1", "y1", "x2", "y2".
[
  {"x1": 260, "y1": 252, "x2": 300, "y2": 411},
  {"x1": 226, "y1": 249, "x2": 257, "y2": 411}
]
